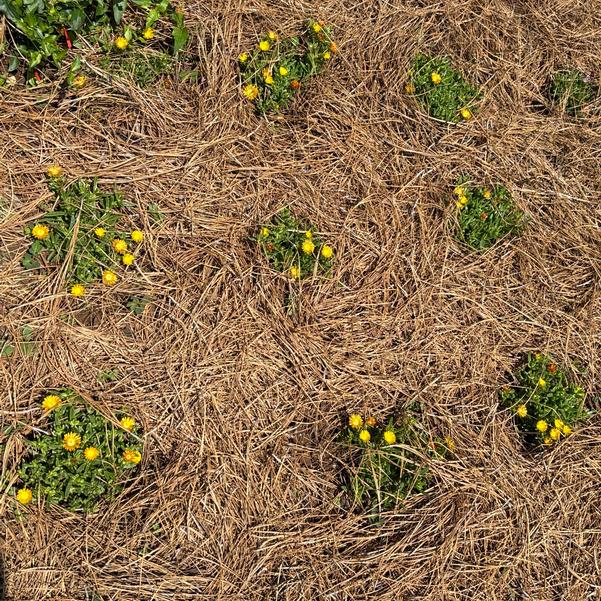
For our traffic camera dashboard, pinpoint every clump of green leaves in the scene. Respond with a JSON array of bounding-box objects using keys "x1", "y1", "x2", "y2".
[
  {"x1": 339, "y1": 410, "x2": 449, "y2": 517},
  {"x1": 0, "y1": 0, "x2": 187, "y2": 83},
  {"x1": 18, "y1": 389, "x2": 143, "y2": 511},
  {"x1": 0, "y1": 325, "x2": 36, "y2": 358},
  {"x1": 257, "y1": 208, "x2": 334, "y2": 279},
  {"x1": 452, "y1": 181, "x2": 526, "y2": 251},
  {"x1": 100, "y1": 45, "x2": 173, "y2": 87},
  {"x1": 500, "y1": 353, "x2": 591, "y2": 448},
  {"x1": 22, "y1": 173, "x2": 144, "y2": 292},
  {"x1": 407, "y1": 55, "x2": 481, "y2": 122},
  {"x1": 549, "y1": 69, "x2": 598, "y2": 115},
  {"x1": 239, "y1": 19, "x2": 336, "y2": 114}
]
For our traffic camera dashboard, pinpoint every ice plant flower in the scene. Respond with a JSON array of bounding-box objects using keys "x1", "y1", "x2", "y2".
[
  {"x1": 70, "y1": 284, "x2": 85, "y2": 298},
  {"x1": 456, "y1": 195, "x2": 469, "y2": 209},
  {"x1": 538, "y1": 378, "x2": 546, "y2": 388},
  {"x1": 112, "y1": 239, "x2": 128, "y2": 254},
  {"x1": 516, "y1": 404, "x2": 527, "y2": 418},
  {"x1": 543, "y1": 437, "x2": 552, "y2": 445},
  {"x1": 63, "y1": 432, "x2": 81, "y2": 452},
  {"x1": 291, "y1": 80, "x2": 300, "y2": 89},
  {"x1": 405, "y1": 83, "x2": 415, "y2": 94},
  {"x1": 265, "y1": 75, "x2": 274, "y2": 85},
  {"x1": 431, "y1": 72, "x2": 442, "y2": 84},
  {"x1": 16, "y1": 488, "x2": 33, "y2": 505},
  {"x1": 302, "y1": 239, "x2": 315, "y2": 255},
  {"x1": 289, "y1": 265, "x2": 300, "y2": 279},
  {"x1": 94, "y1": 227, "x2": 106, "y2": 238},
  {"x1": 122, "y1": 253, "x2": 135, "y2": 266},
  {"x1": 72, "y1": 74, "x2": 87, "y2": 89},
  {"x1": 365, "y1": 416, "x2": 377, "y2": 427},
  {"x1": 383, "y1": 431, "x2": 396, "y2": 445},
  {"x1": 239, "y1": 53, "x2": 248, "y2": 63},
  {"x1": 123, "y1": 449, "x2": 142, "y2": 464},
  {"x1": 115, "y1": 36, "x2": 129, "y2": 50},
  {"x1": 460, "y1": 107, "x2": 472, "y2": 120},
  {"x1": 312, "y1": 23, "x2": 322, "y2": 33},
  {"x1": 305, "y1": 230, "x2": 312, "y2": 238},
  {"x1": 84, "y1": 447, "x2": 100, "y2": 461},
  {"x1": 444, "y1": 435, "x2": 456, "y2": 452},
  {"x1": 102, "y1": 270, "x2": 118, "y2": 286},
  {"x1": 483, "y1": 189, "x2": 492, "y2": 199},
  {"x1": 260, "y1": 227, "x2": 269, "y2": 238},
  {"x1": 120, "y1": 416, "x2": 135, "y2": 431},
  {"x1": 321, "y1": 245, "x2": 333, "y2": 259},
  {"x1": 549, "y1": 427, "x2": 561, "y2": 441},
  {"x1": 142, "y1": 27, "x2": 155, "y2": 40},
  {"x1": 279, "y1": 66, "x2": 288, "y2": 76},
  {"x1": 536, "y1": 420, "x2": 548, "y2": 433},
  {"x1": 562, "y1": 425, "x2": 572, "y2": 436},
  {"x1": 323, "y1": 51, "x2": 331, "y2": 60},
  {"x1": 348, "y1": 414, "x2": 363, "y2": 430},
  {"x1": 358, "y1": 429, "x2": 371, "y2": 443},
  {"x1": 454, "y1": 186, "x2": 464, "y2": 196},
  {"x1": 46, "y1": 165, "x2": 63, "y2": 178},
  {"x1": 31, "y1": 224, "x2": 50, "y2": 240},
  {"x1": 42, "y1": 395, "x2": 61, "y2": 411},
  {"x1": 259, "y1": 40, "x2": 270, "y2": 51},
  {"x1": 268, "y1": 31, "x2": 277, "y2": 41},
  {"x1": 243, "y1": 84, "x2": 259, "y2": 100},
  {"x1": 329, "y1": 41, "x2": 338, "y2": 53},
  {"x1": 554, "y1": 418, "x2": 564, "y2": 429},
  {"x1": 131, "y1": 230, "x2": 144, "y2": 243}
]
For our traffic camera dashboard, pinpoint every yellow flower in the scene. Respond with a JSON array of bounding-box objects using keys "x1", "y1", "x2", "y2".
[
  {"x1": 456, "y1": 195, "x2": 469, "y2": 209},
  {"x1": 359, "y1": 429, "x2": 371, "y2": 443},
  {"x1": 323, "y1": 51, "x2": 331, "y2": 60},
  {"x1": 460, "y1": 107, "x2": 472, "y2": 120},
  {"x1": 243, "y1": 83, "x2": 259, "y2": 100},
  {"x1": 383, "y1": 431, "x2": 396, "y2": 445},
  {"x1": 120, "y1": 416, "x2": 135, "y2": 431},
  {"x1": 131, "y1": 230, "x2": 144, "y2": 243},
  {"x1": 279, "y1": 66, "x2": 288, "y2": 76},
  {"x1": 84, "y1": 447, "x2": 100, "y2": 461},
  {"x1": 302, "y1": 239, "x2": 315, "y2": 255},
  {"x1": 112, "y1": 239, "x2": 128, "y2": 254},
  {"x1": 72, "y1": 74, "x2": 87, "y2": 89},
  {"x1": 562, "y1": 425, "x2": 572, "y2": 436},
  {"x1": 260, "y1": 227, "x2": 269, "y2": 238},
  {"x1": 63, "y1": 432, "x2": 81, "y2": 452},
  {"x1": 259, "y1": 40, "x2": 270, "y2": 51},
  {"x1": 549, "y1": 427, "x2": 561, "y2": 441},
  {"x1": 321, "y1": 245, "x2": 333, "y2": 259},
  {"x1": 31, "y1": 224, "x2": 49, "y2": 240},
  {"x1": 142, "y1": 27, "x2": 155, "y2": 40},
  {"x1": 70, "y1": 284, "x2": 85, "y2": 298},
  {"x1": 239, "y1": 52, "x2": 248, "y2": 63},
  {"x1": 404, "y1": 82, "x2": 415, "y2": 94},
  {"x1": 536, "y1": 420, "x2": 548, "y2": 433},
  {"x1": 329, "y1": 41, "x2": 338, "y2": 53},
  {"x1": 115, "y1": 36, "x2": 129, "y2": 50},
  {"x1": 16, "y1": 488, "x2": 33, "y2": 505},
  {"x1": 289, "y1": 265, "x2": 300, "y2": 279},
  {"x1": 46, "y1": 165, "x2": 63, "y2": 178},
  {"x1": 348, "y1": 414, "x2": 363, "y2": 430},
  {"x1": 453, "y1": 186, "x2": 464, "y2": 196},
  {"x1": 431, "y1": 72, "x2": 442, "y2": 85},
  {"x1": 95, "y1": 227, "x2": 106, "y2": 238},
  {"x1": 312, "y1": 23, "x2": 322, "y2": 33},
  {"x1": 102, "y1": 270, "x2": 118, "y2": 286},
  {"x1": 543, "y1": 437, "x2": 552, "y2": 445},
  {"x1": 538, "y1": 378, "x2": 546, "y2": 388},
  {"x1": 123, "y1": 449, "x2": 142, "y2": 464},
  {"x1": 265, "y1": 75, "x2": 274, "y2": 85},
  {"x1": 444, "y1": 435, "x2": 456, "y2": 452},
  {"x1": 122, "y1": 253, "x2": 135, "y2": 266},
  {"x1": 42, "y1": 395, "x2": 61, "y2": 411},
  {"x1": 365, "y1": 416, "x2": 377, "y2": 427},
  {"x1": 554, "y1": 418, "x2": 564, "y2": 430},
  {"x1": 516, "y1": 404, "x2": 527, "y2": 418},
  {"x1": 482, "y1": 189, "x2": 492, "y2": 199},
  {"x1": 268, "y1": 31, "x2": 277, "y2": 41},
  {"x1": 305, "y1": 230, "x2": 312, "y2": 239}
]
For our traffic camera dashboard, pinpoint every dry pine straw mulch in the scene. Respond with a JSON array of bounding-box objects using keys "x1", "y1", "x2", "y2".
[{"x1": 1, "y1": 1, "x2": 600, "y2": 600}]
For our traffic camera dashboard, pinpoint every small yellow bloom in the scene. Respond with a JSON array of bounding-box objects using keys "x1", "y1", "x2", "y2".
[
  {"x1": 268, "y1": 31, "x2": 277, "y2": 41},
  {"x1": 302, "y1": 239, "x2": 315, "y2": 255},
  {"x1": 456, "y1": 195, "x2": 469, "y2": 209},
  {"x1": 383, "y1": 431, "x2": 396, "y2": 445},
  {"x1": 239, "y1": 52, "x2": 248, "y2": 63},
  {"x1": 115, "y1": 36, "x2": 129, "y2": 50},
  {"x1": 120, "y1": 416, "x2": 135, "y2": 431},
  {"x1": 122, "y1": 253, "x2": 135, "y2": 266},
  {"x1": 70, "y1": 284, "x2": 85, "y2": 298},
  {"x1": 358, "y1": 429, "x2": 371, "y2": 443},
  {"x1": 431, "y1": 72, "x2": 442, "y2": 85},
  {"x1": 365, "y1": 416, "x2": 377, "y2": 427},
  {"x1": 142, "y1": 27, "x2": 155, "y2": 40},
  {"x1": 453, "y1": 186, "x2": 464, "y2": 196},
  {"x1": 536, "y1": 420, "x2": 548, "y2": 433},
  {"x1": 549, "y1": 427, "x2": 561, "y2": 441},
  {"x1": 31, "y1": 224, "x2": 50, "y2": 240},
  {"x1": 329, "y1": 41, "x2": 338, "y2": 53},
  {"x1": 279, "y1": 66, "x2": 288, "y2": 76},
  {"x1": 554, "y1": 418, "x2": 564, "y2": 430},
  {"x1": 112, "y1": 239, "x2": 128, "y2": 254},
  {"x1": 95, "y1": 227, "x2": 106, "y2": 238},
  {"x1": 260, "y1": 227, "x2": 269, "y2": 238},
  {"x1": 460, "y1": 107, "x2": 472, "y2": 120},
  {"x1": 562, "y1": 425, "x2": 572, "y2": 436},
  {"x1": 72, "y1": 74, "x2": 87, "y2": 89},
  {"x1": 538, "y1": 378, "x2": 546, "y2": 388},
  {"x1": 102, "y1": 270, "x2": 118, "y2": 286},
  {"x1": 63, "y1": 432, "x2": 81, "y2": 452},
  {"x1": 289, "y1": 265, "x2": 300, "y2": 279},
  {"x1": 243, "y1": 83, "x2": 259, "y2": 100},
  {"x1": 84, "y1": 447, "x2": 100, "y2": 461},
  {"x1": 323, "y1": 51, "x2": 331, "y2": 60},
  {"x1": 305, "y1": 230, "x2": 312, "y2": 238},
  {"x1": 123, "y1": 449, "x2": 142, "y2": 464},
  {"x1": 312, "y1": 23, "x2": 322, "y2": 33},
  {"x1": 42, "y1": 395, "x2": 61, "y2": 411},
  {"x1": 404, "y1": 82, "x2": 415, "y2": 94},
  {"x1": 348, "y1": 414, "x2": 363, "y2": 430},
  {"x1": 46, "y1": 165, "x2": 63, "y2": 178},
  {"x1": 482, "y1": 189, "x2": 492, "y2": 199},
  {"x1": 131, "y1": 230, "x2": 144, "y2": 243},
  {"x1": 543, "y1": 437, "x2": 552, "y2": 445},
  {"x1": 444, "y1": 435, "x2": 456, "y2": 452},
  {"x1": 259, "y1": 40, "x2": 270, "y2": 52},
  {"x1": 516, "y1": 404, "x2": 527, "y2": 418},
  {"x1": 265, "y1": 75, "x2": 274, "y2": 85},
  {"x1": 321, "y1": 245, "x2": 333, "y2": 259},
  {"x1": 16, "y1": 488, "x2": 33, "y2": 505}
]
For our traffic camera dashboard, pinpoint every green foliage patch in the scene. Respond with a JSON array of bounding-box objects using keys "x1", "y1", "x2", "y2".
[{"x1": 549, "y1": 69, "x2": 598, "y2": 115}]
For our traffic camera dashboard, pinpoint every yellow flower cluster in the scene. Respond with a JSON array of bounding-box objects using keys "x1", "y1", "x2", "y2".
[
  {"x1": 538, "y1": 418, "x2": 572, "y2": 445},
  {"x1": 453, "y1": 186, "x2": 469, "y2": 209}
]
